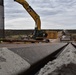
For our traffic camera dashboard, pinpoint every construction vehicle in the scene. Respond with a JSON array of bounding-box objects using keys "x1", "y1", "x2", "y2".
[
  {"x1": 14, "y1": 0, "x2": 47, "y2": 40},
  {"x1": 60, "y1": 30, "x2": 71, "y2": 42}
]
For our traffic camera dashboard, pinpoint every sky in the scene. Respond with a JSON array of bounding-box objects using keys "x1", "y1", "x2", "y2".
[{"x1": 4, "y1": 0, "x2": 76, "y2": 30}]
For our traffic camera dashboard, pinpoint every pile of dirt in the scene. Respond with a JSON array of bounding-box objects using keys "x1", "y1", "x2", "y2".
[
  {"x1": 38, "y1": 44, "x2": 76, "y2": 75},
  {"x1": 49, "y1": 63, "x2": 76, "y2": 75}
]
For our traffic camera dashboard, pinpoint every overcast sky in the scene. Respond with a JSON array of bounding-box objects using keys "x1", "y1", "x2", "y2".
[{"x1": 4, "y1": 0, "x2": 76, "y2": 30}]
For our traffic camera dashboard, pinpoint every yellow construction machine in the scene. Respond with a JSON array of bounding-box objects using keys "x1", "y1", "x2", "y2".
[{"x1": 14, "y1": 0, "x2": 47, "y2": 40}]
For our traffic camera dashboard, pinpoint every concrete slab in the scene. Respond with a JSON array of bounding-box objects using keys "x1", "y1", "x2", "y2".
[{"x1": 0, "y1": 48, "x2": 30, "y2": 75}]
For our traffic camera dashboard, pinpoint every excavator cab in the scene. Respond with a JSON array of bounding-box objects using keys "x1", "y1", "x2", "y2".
[{"x1": 32, "y1": 27, "x2": 47, "y2": 40}]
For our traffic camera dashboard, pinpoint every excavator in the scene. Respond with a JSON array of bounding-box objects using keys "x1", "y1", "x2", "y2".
[{"x1": 14, "y1": 0, "x2": 47, "y2": 40}]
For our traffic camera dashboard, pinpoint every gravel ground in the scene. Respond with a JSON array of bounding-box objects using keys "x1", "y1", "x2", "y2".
[
  {"x1": 0, "y1": 43, "x2": 49, "y2": 48},
  {"x1": 38, "y1": 44, "x2": 76, "y2": 75}
]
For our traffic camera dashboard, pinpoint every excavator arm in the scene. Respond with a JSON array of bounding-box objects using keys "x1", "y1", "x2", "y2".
[
  {"x1": 14, "y1": 0, "x2": 41, "y2": 30},
  {"x1": 14, "y1": 0, "x2": 48, "y2": 40}
]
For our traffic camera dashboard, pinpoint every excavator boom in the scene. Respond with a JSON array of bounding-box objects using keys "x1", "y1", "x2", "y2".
[
  {"x1": 14, "y1": 0, "x2": 48, "y2": 40},
  {"x1": 14, "y1": 0, "x2": 41, "y2": 30}
]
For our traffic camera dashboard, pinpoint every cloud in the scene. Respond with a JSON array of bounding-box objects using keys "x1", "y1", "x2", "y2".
[
  {"x1": 5, "y1": 17, "x2": 35, "y2": 29},
  {"x1": 4, "y1": 0, "x2": 76, "y2": 29}
]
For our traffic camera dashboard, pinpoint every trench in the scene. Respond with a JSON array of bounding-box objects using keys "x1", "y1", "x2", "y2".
[{"x1": 17, "y1": 43, "x2": 69, "y2": 75}]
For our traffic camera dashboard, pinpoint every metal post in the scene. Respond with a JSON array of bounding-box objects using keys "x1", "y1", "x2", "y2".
[{"x1": 0, "y1": 0, "x2": 5, "y2": 38}]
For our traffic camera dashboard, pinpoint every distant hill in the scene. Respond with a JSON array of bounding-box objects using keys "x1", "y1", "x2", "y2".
[{"x1": 5, "y1": 29, "x2": 62, "y2": 36}]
